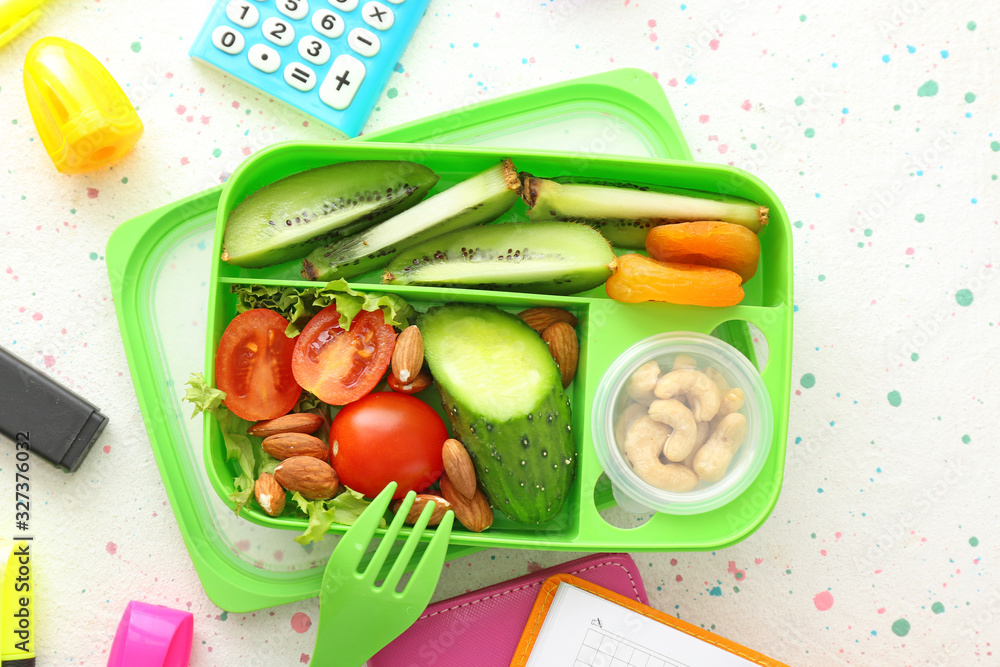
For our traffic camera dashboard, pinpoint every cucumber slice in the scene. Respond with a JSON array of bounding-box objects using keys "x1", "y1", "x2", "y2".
[
  {"x1": 522, "y1": 176, "x2": 768, "y2": 248},
  {"x1": 302, "y1": 159, "x2": 521, "y2": 281},
  {"x1": 382, "y1": 221, "x2": 616, "y2": 295},
  {"x1": 419, "y1": 304, "x2": 576, "y2": 524},
  {"x1": 222, "y1": 161, "x2": 438, "y2": 268}
]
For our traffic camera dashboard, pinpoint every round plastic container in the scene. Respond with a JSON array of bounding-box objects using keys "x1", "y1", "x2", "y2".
[{"x1": 592, "y1": 331, "x2": 773, "y2": 515}]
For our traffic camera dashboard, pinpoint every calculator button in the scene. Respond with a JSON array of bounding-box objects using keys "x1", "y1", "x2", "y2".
[
  {"x1": 311, "y1": 9, "x2": 344, "y2": 39},
  {"x1": 284, "y1": 63, "x2": 317, "y2": 92},
  {"x1": 362, "y1": 2, "x2": 394, "y2": 30},
  {"x1": 319, "y1": 54, "x2": 365, "y2": 110},
  {"x1": 384, "y1": 0, "x2": 404, "y2": 4},
  {"x1": 347, "y1": 28, "x2": 380, "y2": 57},
  {"x1": 328, "y1": 0, "x2": 358, "y2": 11},
  {"x1": 248, "y1": 43, "x2": 280, "y2": 73},
  {"x1": 211, "y1": 26, "x2": 245, "y2": 55},
  {"x1": 262, "y1": 17, "x2": 295, "y2": 46},
  {"x1": 226, "y1": 0, "x2": 259, "y2": 27},
  {"x1": 297, "y1": 36, "x2": 331, "y2": 65},
  {"x1": 277, "y1": 0, "x2": 309, "y2": 21}
]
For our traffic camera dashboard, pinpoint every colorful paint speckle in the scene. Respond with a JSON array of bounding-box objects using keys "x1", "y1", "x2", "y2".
[{"x1": 1, "y1": 3, "x2": 995, "y2": 665}]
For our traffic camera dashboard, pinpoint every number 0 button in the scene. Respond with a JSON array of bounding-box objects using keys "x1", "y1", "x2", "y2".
[
  {"x1": 362, "y1": 1, "x2": 394, "y2": 30},
  {"x1": 312, "y1": 9, "x2": 344, "y2": 38},
  {"x1": 262, "y1": 17, "x2": 295, "y2": 46},
  {"x1": 212, "y1": 26, "x2": 245, "y2": 54},
  {"x1": 226, "y1": 0, "x2": 259, "y2": 27},
  {"x1": 319, "y1": 54, "x2": 366, "y2": 110}
]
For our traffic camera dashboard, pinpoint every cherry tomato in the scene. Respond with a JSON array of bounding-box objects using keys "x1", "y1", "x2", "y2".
[
  {"x1": 291, "y1": 306, "x2": 396, "y2": 406},
  {"x1": 330, "y1": 392, "x2": 447, "y2": 499},
  {"x1": 215, "y1": 309, "x2": 301, "y2": 421}
]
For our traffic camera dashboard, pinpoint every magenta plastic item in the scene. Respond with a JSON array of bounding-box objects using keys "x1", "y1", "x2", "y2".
[
  {"x1": 370, "y1": 553, "x2": 647, "y2": 667},
  {"x1": 107, "y1": 601, "x2": 193, "y2": 667}
]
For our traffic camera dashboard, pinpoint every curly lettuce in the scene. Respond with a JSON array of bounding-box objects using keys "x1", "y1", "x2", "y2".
[{"x1": 233, "y1": 279, "x2": 415, "y2": 336}]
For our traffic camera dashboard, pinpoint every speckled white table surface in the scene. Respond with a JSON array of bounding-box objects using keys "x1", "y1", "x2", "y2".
[{"x1": 1, "y1": 1, "x2": 997, "y2": 665}]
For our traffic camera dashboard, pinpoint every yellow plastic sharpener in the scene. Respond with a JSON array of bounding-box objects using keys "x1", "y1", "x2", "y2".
[{"x1": 23, "y1": 36, "x2": 143, "y2": 174}]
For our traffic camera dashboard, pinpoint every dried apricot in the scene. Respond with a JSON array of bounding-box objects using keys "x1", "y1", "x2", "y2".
[
  {"x1": 645, "y1": 221, "x2": 760, "y2": 284},
  {"x1": 605, "y1": 254, "x2": 744, "y2": 307}
]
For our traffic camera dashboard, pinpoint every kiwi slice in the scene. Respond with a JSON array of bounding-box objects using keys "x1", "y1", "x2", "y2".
[
  {"x1": 222, "y1": 161, "x2": 438, "y2": 268},
  {"x1": 522, "y1": 176, "x2": 768, "y2": 248},
  {"x1": 302, "y1": 159, "x2": 521, "y2": 281},
  {"x1": 382, "y1": 221, "x2": 617, "y2": 295}
]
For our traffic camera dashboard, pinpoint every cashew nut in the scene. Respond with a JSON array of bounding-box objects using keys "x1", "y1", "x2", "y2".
[
  {"x1": 622, "y1": 415, "x2": 699, "y2": 492},
  {"x1": 704, "y1": 367, "x2": 730, "y2": 393},
  {"x1": 653, "y1": 369, "x2": 722, "y2": 422},
  {"x1": 626, "y1": 360, "x2": 661, "y2": 405},
  {"x1": 693, "y1": 412, "x2": 748, "y2": 482},
  {"x1": 672, "y1": 353, "x2": 698, "y2": 371},
  {"x1": 614, "y1": 402, "x2": 648, "y2": 450},
  {"x1": 647, "y1": 399, "x2": 698, "y2": 462},
  {"x1": 709, "y1": 388, "x2": 746, "y2": 432},
  {"x1": 682, "y1": 421, "x2": 713, "y2": 468},
  {"x1": 622, "y1": 416, "x2": 670, "y2": 463},
  {"x1": 644, "y1": 463, "x2": 699, "y2": 492}
]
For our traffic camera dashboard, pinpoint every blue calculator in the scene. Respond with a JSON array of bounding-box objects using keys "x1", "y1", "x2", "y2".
[{"x1": 190, "y1": 0, "x2": 431, "y2": 137}]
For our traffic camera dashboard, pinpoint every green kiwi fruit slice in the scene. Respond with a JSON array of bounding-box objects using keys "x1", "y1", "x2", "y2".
[
  {"x1": 521, "y1": 176, "x2": 768, "y2": 248},
  {"x1": 301, "y1": 159, "x2": 521, "y2": 281},
  {"x1": 381, "y1": 221, "x2": 617, "y2": 295},
  {"x1": 222, "y1": 160, "x2": 439, "y2": 268}
]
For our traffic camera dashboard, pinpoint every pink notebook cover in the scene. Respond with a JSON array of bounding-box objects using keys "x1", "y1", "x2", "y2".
[{"x1": 369, "y1": 553, "x2": 647, "y2": 667}]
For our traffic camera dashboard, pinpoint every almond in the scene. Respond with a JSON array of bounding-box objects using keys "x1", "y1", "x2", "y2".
[
  {"x1": 262, "y1": 432, "x2": 329, "y2": 460},
  {"x1": 391, "y1": 325, "x2": 424, "y2": 384},
  {"x1": 541, "y1": 321, "x2": 579, "y2": 388},
  {"x1": 254, "y1": 473, "x2": 286, "y2": 517},
  {"x1": 442, "y1": 438, "x2": 477, "y2": 500},
  {"x1": 392, "y1": 493, "x2": 453, "y2": 525},
  {"x1": 248, "y1": 412, "x2": 325, "y2": 438},
  {"x1": 387, "y1": 365, "x2": 433, "y2": 394},
  {"x1": 274, "y1": 456, "x2": 340, "y2": 500},
  {"x1": 440, "y1": 474, "x2": 493, "y2": 532},
  {"x1": 517, "y1": 307, "x2": 578, "y2": 333}
]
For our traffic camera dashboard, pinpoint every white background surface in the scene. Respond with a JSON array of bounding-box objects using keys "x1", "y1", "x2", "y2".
[{"x1": 1, "y1": 1, "x2": 997, "y2": 664}]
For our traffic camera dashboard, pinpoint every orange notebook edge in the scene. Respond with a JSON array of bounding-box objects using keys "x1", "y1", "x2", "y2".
[{"x1": 509, "y1": 573, "x2": 788, "y2": 667}]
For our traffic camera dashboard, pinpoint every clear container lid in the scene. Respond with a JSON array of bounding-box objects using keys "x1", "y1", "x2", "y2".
[{"x1": 591, "y1": 332, "x2": 774, "y2": 515}]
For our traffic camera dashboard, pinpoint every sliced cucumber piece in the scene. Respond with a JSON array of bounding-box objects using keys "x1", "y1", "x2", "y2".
[
  {"x1": 522, "y1": 176, "x2": 768, "y2": 248},
  {"x1": 222, "y1": 161, "x2": 438, "y2": 268},
  {"x1": 419, "y1": 303, "x2": 576, "y2": 524},
  {"x1": 302, "y1": 159, "x2": 521, "y2": 281},
  {"x1": 382, "y1": 221, "x2": 616, "y2": 295}
]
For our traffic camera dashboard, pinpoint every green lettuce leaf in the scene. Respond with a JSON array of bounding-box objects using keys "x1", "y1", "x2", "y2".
[
  {"x1": 216, "y1": 408, "x2": 257, "y2": 513},
  {"x1": 233, "y1": 279, "x2": 415, "y2": 336},
  {"x1": 183, "y1": 373, "x2": 256, "y2": 514},
  {"x1": 290, "y1": 487, "x2": 382, "y2": 545},
  {"x1": 183, "y1": 372, "x2": 227, "y2": 417}
]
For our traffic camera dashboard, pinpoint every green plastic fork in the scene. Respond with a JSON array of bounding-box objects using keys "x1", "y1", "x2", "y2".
[{"x1": 309, "y1": 482, "x2": 454, "y2": 667}]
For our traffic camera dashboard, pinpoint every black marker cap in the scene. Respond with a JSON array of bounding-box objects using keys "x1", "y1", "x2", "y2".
[
  {"x1": 0, "y1": 345, "x2": 108, "y2": 472},
  {"x1": 3, "y1": 658, "x2": 36, "y2": 666}
]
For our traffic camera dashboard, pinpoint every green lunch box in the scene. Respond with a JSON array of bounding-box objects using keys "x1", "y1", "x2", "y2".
[{"x1": 107, "y1": 69, "x2": 792, "y2": 613}]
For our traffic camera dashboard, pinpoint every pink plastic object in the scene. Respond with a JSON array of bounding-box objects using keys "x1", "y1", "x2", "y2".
[
  {"x1": 107, "y1": 601, "x2": 193, "y2": 667},
  {"x1": 370, "y1": 553, "x2": 647, "y2": 667}
]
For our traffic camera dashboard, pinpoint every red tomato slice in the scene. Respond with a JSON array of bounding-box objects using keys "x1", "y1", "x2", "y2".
[
  {"x1": 291, "y1": 306, "x2": 396, "y2": 406},
  {"x1": 215, "y1": 309, "x2": 301, "y2": 421},
  {"x1": 330, "y1": 392, "x2": 447, "y2": 498}
]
